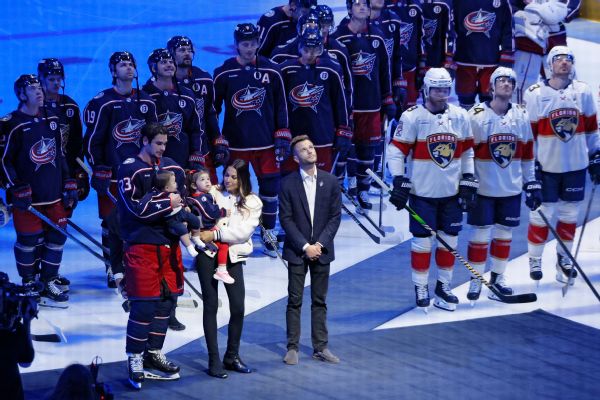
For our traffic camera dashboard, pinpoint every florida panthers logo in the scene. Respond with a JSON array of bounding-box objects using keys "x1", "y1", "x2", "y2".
[
  {"x1": 423, "y1": 18, "x2": 438, "y2": 45},
  {"x1": 489, "y1": 133, "x2": 516, "y2": 168},
  {"x1": 289, "y1": 82, "x2": 324, "y2": 112},
  {"x1": 30, "y1": 137, "x2": 57, "y2": 170},
  {"x1": 464, "y1": 9, "x2": 496, "y2": 38},
  {"x1": 351, "y1": 51, "x2": 377, "y2": 81},
  {"x1": 60, "y1": 123, "x2": 70, "y2": 155},
  {"x1": 112, "y1": 117, "x2": 145, "y2": 148},
  {"x1": 549, "y1": 108, "x2": 579, "y2": 142},
  {"x1": 159, "y1": 112, "x2": 183, "y2": 141},
  {"x1": 399, "y1": 22, "x2": 414, "y2": 49},
  {"x1": 231, "y1": 85, "x2": 266, "y2": 116},
  {"x1": 195, "y1": 97, "x2": 205, "y2": 120},
  {"x1": 427, "y1": 134, "x2": 457, "y2": 168}
]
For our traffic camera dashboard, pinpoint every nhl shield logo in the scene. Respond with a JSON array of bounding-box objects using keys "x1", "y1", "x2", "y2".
[
  {"x1": 289, "y1": 82, "x2": 324, "y2": 112},
  {"x1": 112, "y1": 117, "x2": 145, "y2": 148},
  {"x1": 427, "y1": 133, "x2": 457, "y2": 169},
  {"x1": 488, "y1": 133, "x2": 516, "y2": 168},
  {"x1": 159, "y1": 112, "x2": 183, "y2": 141},
  {"x1": 231, "y1": 85, "x2": 266, "y2": 116},
  {"x1": 549, "y1": 108, "x2": 579, "y2": 142},
  {"x1": 464, "y1": 9, "x2": 496, "y2": 38},
  {"x1": 30, "y1": 136, "x2": 57, "y2": 171}
]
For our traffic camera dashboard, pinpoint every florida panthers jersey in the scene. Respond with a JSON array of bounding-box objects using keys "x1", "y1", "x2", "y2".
[
  {"x1": 257, "y1": 6, "x2": 296, "y2": 57},
  {"x1": 469, "y1": 102, "x2": 535, "y2": 197},
  {"x1": 1, "y1": 110, "x2": 68, "y2": 204},
  {"x1": 142, "y1": 81, "x2": 204, "y2": 168},
  {"x1": 213, "y1": 56, "x2": 289, "y2": 151},
  {"x1": 386, "y1": 0, "x2": 426, "y2": 72},
  {"x1": 175, "y1": 66, "x2": 220, "y2": 144},
  {"x1": 83, "y1": 88, "x2": 158, "y2": 172},
  {"x1": 388, "y1": 104, "x2": 474, "y2": 198},
  {"x1": 331, "y1": 24, "x2": 392, "y2": 112},
  {"x1": 44, "y1": 95, "x2": 82, "y2": 174},
  {"x1": 524, "y1": 80, "x2": 600, "y2": 173},
  {"x1": 280, "y1": 57, "x2": 349, "y2": 146},
  {"x1": 453, "y1": 0, "x2": 515, "y2": 66},
  {"x1": 117, "y1": 155, "x2": 186, "y2": 245}
]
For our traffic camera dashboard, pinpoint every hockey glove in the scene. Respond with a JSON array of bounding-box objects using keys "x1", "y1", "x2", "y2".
[
  {"x1": 62, "y1": 179, "x2": 79, "y2": 209},
  {"x1": 188, "y1": 152, "x2": 206, "y2": 171},
  {"x1": 443, "y1": 55, "x2": 457, "y2": 80},
  {"x1": 74, "y1": 168, "x2": 90, "y2": 201},
  {"x1": 91, "y1": 165, "x2": 112, "y2": 195},
  {"x1": 534, "y1": 160, "x2": 543, "y2": 181},
  {"x1": 393, "y1": 79, "x2": 408, "y2": 112},
  {"x1": 0, "y1": 198, "x2": 10, "y2": 228},
  {"x1": 458, "y1": 173, "x2": 479, "y2": 211},
  {"x1": 523, "y1": 180, "x2": 543, "y2": 211},
  {"x1": 499, "y1": 51, "x2": 515, "y2": 69},
  {"x1": 274, "y1": 128, "x2": 292, "y2": 162},
  {"x1": 10, "y1": 183, "x2": 32, "y2": 210},
  {"x1": 389, "y1": 176, "x2": 411, "y2": 210},
  {"x1": 589, "y1": 151, "x2": 600, "y2": 185},
  {"x1": 212, "y1": 136, "x2": 230, "y2": 167},
  {"x1": 333, "y1": 127, "x2": 353, "y2": 158}
]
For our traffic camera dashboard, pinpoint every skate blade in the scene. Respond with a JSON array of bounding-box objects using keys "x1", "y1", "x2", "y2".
[
  {"x1": 39, "y1": 299, "x2": 69, "y2": 309},
  {"x1": 144, "y1": 370, "x2": 180, "y2": 380},
  {"x1": 128, "y1": 378, "x2": 142, "y2": 390},
  {"x1": 469, "y1": 300, "x2": 477, "y2": 307},
  {"x1": 555, "y1": 272, "x2": 575, "y2": 285},
  {"x1": 417, "y1": 305, "x2": 430, "y2": 314},
  {"x1": 433, "y1": 298, "x2": 457, "y2": 312}
]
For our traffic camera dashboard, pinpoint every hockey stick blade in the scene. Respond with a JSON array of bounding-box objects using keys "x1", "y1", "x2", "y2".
[
  {"x1": 31, "y1": 333, "x2": 61, "y2": 343},
  {"x1": 340, "y1": 187, "x2": 386, "y2": 237},
  {"x1": 342, "y1": 203, "x2": 380, "y2": 244}
]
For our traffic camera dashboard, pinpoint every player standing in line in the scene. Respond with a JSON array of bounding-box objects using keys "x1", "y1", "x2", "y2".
[
  {"x1": 168, "y1": 36, "x2": 227, "y2": 180},
  {"x1": 331, "y1": 0, "x2": 395, "y2": 210},
  {"x1": 386, "y1": 68, "x2": 476, "y2": 312},
  {"x1": 118, "y1": 123, "x2": 188, "y2": 389},
  {"x1": 213, "y1": 23, "x2": 291, "y2": 257},
  {"x1": 270, "y1": 11, "x2": 321, "y2": 64},
  {"x1": 524, "y1": 46, "x2": 600, "y2": 284},
  {"x1": 465, "y1": 67, "x2": 541, "y2": 303},
  {"x1": 452, "y1": 0, "x2": 515, "y2": 110},
  {"x1": 83, "y1": 52, "x2": 158, "y2": 290},
  {"x1": 280, "y1": 27, "x2": 351, "y2": 174},
  {"x1": 419, "y1": 0, "x2": 456, "y2": 71},
  {"x1": 1, "y1": 75, "x2": 77, "y2": 307}
]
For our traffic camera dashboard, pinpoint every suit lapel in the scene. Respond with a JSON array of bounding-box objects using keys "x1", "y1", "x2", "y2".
[{"x1": 296, "y1": 172, "x2": 311, "y2": 223}]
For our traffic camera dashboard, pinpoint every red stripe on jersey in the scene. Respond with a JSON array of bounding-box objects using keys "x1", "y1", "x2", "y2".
[
  {"x1": 556, "y1": 221, "x2": 576, "y2": 242},
  {"x1": 536, "y1": 118, "x2": 586, "y2": 138},
  {"x1": 531, "y1": 121, "x2": 539, "y2": 140},
  {"x1": 468, "y1": 242, "x2": 488, "y2": 263},
  {"x1": 474, "y1": 140, "x2": 527, "y2": 160},
  {"x1": 412, "y1": 138, "x2": 472, "y2": 160},
  {"x1": 522, "y1": 140, "x2": 534, "y2": 161},
  {"x1": 435, "y1": 247, "x2": 455, "y2": 268},
  {"x1": 455, "y1": 137, "x2": 474, "y2": 158},
  {"x1": 490, "y1": 239, "x2": 511, "y2": 261},
  {"x1": 391, "y1": 140, "x2": 413, "y2": 156},
  {"x1": 584, "y1": 114, "x2": 598, "y2": 134},
  {"x1": 528, "y1": 224, "x2": 549, "y2": 245},
  {"x1": 411, "y1": 251, "x2": 431, "y2": 272}
]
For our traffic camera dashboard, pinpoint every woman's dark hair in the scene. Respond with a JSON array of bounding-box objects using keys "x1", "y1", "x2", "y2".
[
  {"x1": 223, "y1": 159, "x2": 252, "y2": 210},
  {"x1": 141, "y1": 122, "x2": 168, "y2": 144},
  {"x1": 47, "y1": 363, "x2": 95, "y2": 400}
]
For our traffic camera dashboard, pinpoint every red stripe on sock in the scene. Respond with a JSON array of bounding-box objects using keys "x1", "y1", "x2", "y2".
[
  {"x1": 411, "y1": 251, "x2": 431, "y2": 272},
  {"x1": 490, "y1": 239, "x2": 511, "y2": 260},
  {"x1": 468, "y1": 242, "x2": 488, "y2": 263},
  {"x1": 527, "y1": 224, "x2": 549, "y2": 245},
  {"x1": 435, "y1": 248, "x2": 455, "y2": 268},
  {"x1": 556, "y1": 221, "x2": 576, "y2": 242}
]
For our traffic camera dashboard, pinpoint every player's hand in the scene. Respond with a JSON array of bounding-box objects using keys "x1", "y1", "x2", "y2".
[
  {"x1": 74, "y1": 168, "x2": 90, "y2": 201},
  {"x1": 274, "y1": 129, "x2": 292, "y2": 162},
  {"x1": 458, "y1": 174, "x2": 479, "y2": 211},
  {"x1": 62, "y1": 179, "x2": 79, "y2": 209},
  {"x1": 389, "y1": 176, "x2": 411, "y2": 210},
  {"x1": 523, "y1": 180, "x2": 543, "y2": 211},
  {"x1": 589, "y1": 151, "x2": 600, "y2": 185},
  {"x1": 91, "y1": 165, "x2": 112, "y2": 195},
  {"x1": 10, "y1": 183, "x2": 32, "y2": 210},
  {"x1": 334, "y1": 127, "x2": 352, "y2": 158},
  {"x1": 213, "y1": 136, "x2": 230, "y2": 167},
  {"x1": 188, "y1": 152, "x2": 206, "y2": 171}
]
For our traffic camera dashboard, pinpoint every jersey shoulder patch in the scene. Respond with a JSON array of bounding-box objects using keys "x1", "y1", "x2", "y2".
[
  {"x1": 264, "y1": 10, "x2": 275, "y2": 17},
  {"x1": 472, "y1": 106, "x2": 485, "y2": 115},
  {"x1": 94, "y1": 91, "x2": 105, "y2": 99},
  {"x1": 123, "y1": 158, "x2": 135, "y2": 164},
  {"x1": 528, "y1": 83, "x2": 540, "y2": 92},
  {"x1": 0, "y1": 113, "x2": 12, "y2": 122},
  {"x1": 405, "y1": 105, "x2": 418, "y2": 113}
]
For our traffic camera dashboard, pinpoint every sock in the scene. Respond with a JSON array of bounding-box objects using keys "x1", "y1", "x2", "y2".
[
  {"x1": 186, "y1": 244, "x2": 198, "y2": 257},
  {"x1": 217, "y1": 265, "x2": 227, "y2": 273}
]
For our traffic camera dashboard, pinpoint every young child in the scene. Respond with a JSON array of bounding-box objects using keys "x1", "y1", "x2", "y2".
[
  {"x1": 186, "y1": 168, "x2": 234, "y2": 284},
  {"x1": 153, "y1": 170, "x2": 201, "y2": 257}
]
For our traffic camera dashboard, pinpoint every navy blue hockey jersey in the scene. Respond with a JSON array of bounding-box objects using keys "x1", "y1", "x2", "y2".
[
  {"x1": 186, "y1": 191, "x2": 225, "y2": 230},
  {"x1": 386, "y1": 1, "x2": 426, "y2": 72},
  {"x1": 419, "y1": 0, "x2": 456, "y2": 68},
  {"x1": 257, "y1": 6, "x2": 297, "y2": 57},
  {"x1": 44, "y1": 94, "x2": 83, "y2": 174}
]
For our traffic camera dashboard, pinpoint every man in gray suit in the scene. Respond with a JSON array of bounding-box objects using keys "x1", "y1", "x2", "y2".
[{"x1": 278, "y1": 135, "x2": 342, "y2": 365}]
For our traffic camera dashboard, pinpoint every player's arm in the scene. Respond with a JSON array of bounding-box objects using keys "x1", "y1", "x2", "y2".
[
  {"x1": 459, "y1": 112, "x2": 475, "y2": 176},
  {"x1": 82, "y1": 99, "x2": 108, "y2": 167},
  {"x1": 581, "y1": 85, "x2": 600, "y2": 154},
  {"x1": 212, "y1": 69, "x2": 225, "y2": 117},
  {"x1": 522, "y1": 85, "x2": 540, "y2": 140},
  {"x1": 65, "y1": 102, "x2": 84, "y2": 174},
  {"x1": 257, "y1": 14, "x2": 277, "y2": 57},
  {"x1": 519, "y1": 107, "x2": 536, "y2": 183},
  {"x1": 117, "y1": 164, "x2": 173, "y2": 222},
  {"x1": 204, "y1": 79, "x2": 221, "y2": 142},
  {"x1": 1, "y1": 125, "x2": 21, "y2": 187}
]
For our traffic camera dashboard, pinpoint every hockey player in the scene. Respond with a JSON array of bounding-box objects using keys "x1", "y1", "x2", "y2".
[
  {"x1": 386, "y1": 68, "x2": 476, "y2": 311},
  {"x1": 524, "y1": 46, "x2": 600, "y2": 284},
  {"x1": 271, "y1": 10, "x2": 321, "y2": 64},
  {"x1": 213, "y1": 23, "x2": 291, "y2": 256},
  {"x1": 257, "y1": 0, "x2": 318, "y2": 58},
  {"x1": 1, "y1": 75, "x2": 78, "y2": 307},
  {"x1": 167, "y1": 35, "x2": 226, "y2": 180},
  {"x1": 118, "y1": 123, "x2": 186, "y2": 389},
  {"x1": 331, "y1": 0, "x2": 395, "y2": 210},
  {"x1": 466, "y1": 67, "x2": 541, "y2": 303},
  {"x1": 453, "y1": 0, "x2": 515, "y2": 110},
  {"x1": 83, "y1": 51, "x2": 158, "y2": 289},
  {"x1": 419, "y1": 0, "x2": 456, "y2": 71},
  {"x1": 37, "y1": 58, "x2": 89, "y2": 204},
  {"x1": 280, "y1": 27, "x2": 351, "y2": 173}
]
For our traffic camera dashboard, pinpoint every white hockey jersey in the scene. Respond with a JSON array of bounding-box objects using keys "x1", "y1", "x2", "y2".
[
  {"x1": 469, "y1": 102, "x2": 536, "y2": 197},
  {"x1": 524, "y1": 79, "x2": 599, "y2": 173},
  {"x1": 387, "y1": 104, "x2": 474, "y2": 198}
]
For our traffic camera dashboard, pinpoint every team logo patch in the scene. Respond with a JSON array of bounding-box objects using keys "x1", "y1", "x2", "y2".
[
  {"x1": 289, "y1": 82, "x2": 324, "y2": 112},
  {"x1": 231, "y1": 85, "x2": 266, "y2": 116},
  {"x1": 192, "y1": 82, "x2": 201, "y2": 92},
  {"x1": 409, "y1": 8, "x2": 417, "y2": 17},
  {"x1": 488, "y1": 133, "x2": 516, "y2": 168},
  {"x1": 112, "y1": 117, "x2": 145, "y2": 147},
  {"x1": 195, "y1": 97, "x2": 205, "y2": 120},
  {"x1": 434, "y1": 5, "x2": 442, "y2": 14},
  {"x1": 49, "y1": 121, "x2": 58, "y2": 131},
  {"x1": 140, "y1": 104, "x2": 148, "y2": 114},
  {"x1": 464, "y1": 9, "x2": 496, "y2": 38},
  {"x1": 320, "y1": 71, "x2": 328, "y2": 80},
  {"x1": 178, "y1": 99, "x2": 186, "y2": 108},
  {"x1": 159, "y1": 112, "x2": 183, "y2": 141},
  {"x1": 351, "y1": 51, "x2": 377, "y2": 81},
  {"x1": 427, "y1": 133, "x2": 457, "y2": 168},
  {"x1": 60, "y1": 124, "x2": 70, "y2": 155},
  {"x1": 493, "y1": 0, "x2": 501, "y2": 8},
  {"x1": 66, "y1": 108, "x2": 74, "y2": 118},
  {"x1": 30, "y1": 136, "x2": 57, "y2": 170},
  {"x1": 400, "y1": 22, "x2": 414, "y2": 49},
  {"x1": 423, "y1": 19, "x2": 438, "y2": 45},
  {"x1": 384, "y1": 38, "x2": 394, "y2": 58},
  {"x1": 549, "y1": 108, "x2": 579, "y2": 142}
]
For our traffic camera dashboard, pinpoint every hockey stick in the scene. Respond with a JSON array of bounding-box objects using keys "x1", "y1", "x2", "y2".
[
  {"x1": 341, "y1": 203, "x2": 381, "y2": 244},
  {"x1": 563, "y1": 184, "x2": 596, "y2": 296},
  {"x1": 66, "y1": 219, "x2": 110, "y2": 254},
  {"x1": 536, "y1": 209, "x2": 600, "y2": 302},
  {"x1": 27, "y1": 206, "x2": 108, "y2": 264},
  {"x1": 340, "y1": 187, "x2": 386, "y2": 237},
  {"x1": 76, "y1": 157, "x2": 118, "y2": 205},
  {"x1": 367, "y1": 169, "x2": 537, "y2": 304},
  {"x1": 260, "y1": 223, "x2": 288, "y2": 269}
]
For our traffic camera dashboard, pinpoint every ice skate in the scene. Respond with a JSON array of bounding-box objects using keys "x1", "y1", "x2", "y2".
[
  {"x1": 529, "y1": 257, "x2": 542, "y2": 283},
  {"x1": 261, "y1": 228, "x2": 279, "y2": 258},
  {"x1": 555, "y1": 254, "x2": 577, "y2": 285},
  {"x1": 127, "y1": 353, "x2": 144, "y2": 389},
  {"x1": 433, "y1": 280, "x2": 458, "y2": 311},
  {"x1": 467, "y1": 278, "x2": 482, "y2": 307},
  {"x1": 39, "y1": 278, "x2": 69, "y2": 309},
  {"x1": 357, "y1": 191, "x2": 373, "y2": 212},
  {"x1": 487, "y1": 272, "x2": 513, "y2": 302},
  {"x1": 143, "y1": 350, "x2": 180, "y2": 380},
  {"x1": 414, "y1": 283, "x2": 430, "y2": 313}
]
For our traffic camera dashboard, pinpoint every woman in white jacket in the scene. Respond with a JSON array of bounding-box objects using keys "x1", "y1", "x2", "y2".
[{"x1": 197, "y1": 159, "x2": 262, "y2": 379}]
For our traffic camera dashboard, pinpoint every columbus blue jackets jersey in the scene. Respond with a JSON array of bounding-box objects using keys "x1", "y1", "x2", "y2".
[
  {"x1": 83, "y1": 88, "x2": 158, "y2": 173},
  {"x1": 175, "y1": 66, "x2": 220, "y2": 144},
  {"x1": 420, "y1": 0, "x2": 456, "y2": 68},
  {"x1": 44, "y1": 94, "x2": 82, "y2": 174},
  {"x1": 186, "y1": 191, "x2": 225, "y2": 230},
  {"x1": 385, "y1": 1, "x2": 426, "y2": 73},
  {"x1": 1, "y1": 110, "x2": 68, "y2": 204},
  {"x1": 257, "y1": 6, "x2": 296, "y2": 57},
  {"x1": 331, "y1": 24, "x2": 392, "y2": 112},
  {"x1": 280, "y1": 57, "x2": 349, "y2": 146},
  {"x1": 213, "y1": 56, "x2": 289, "y2": 151},
  {"x1": 453, "y1": 0, "x2": 515, "y2": 66},
  {"x1": 142, "y1": 81, "x2": 204, "y2": 168},
  {"x1": 117, "y1": 155, "x2": 186, "y2": 245}
]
